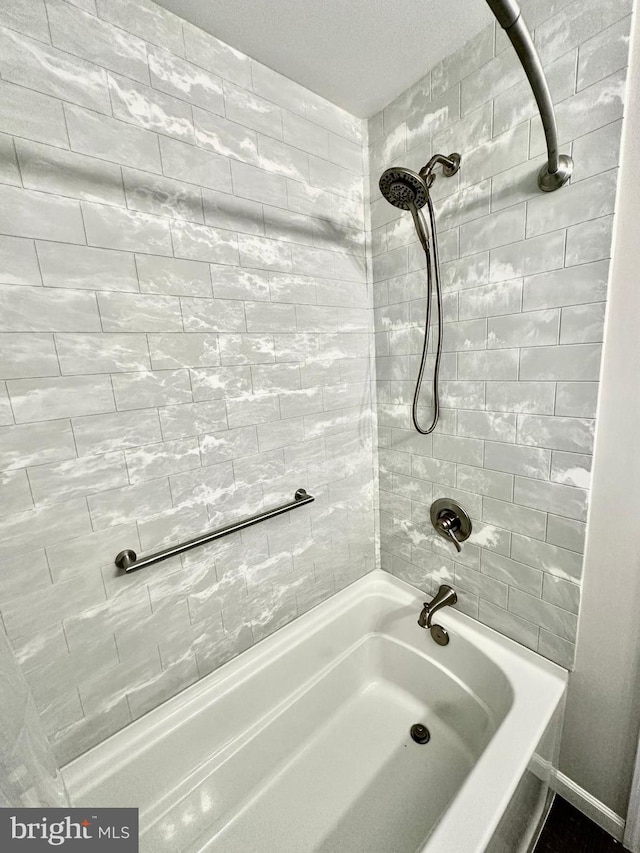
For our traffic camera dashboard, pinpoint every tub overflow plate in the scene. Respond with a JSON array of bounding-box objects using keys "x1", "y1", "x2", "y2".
[{"x1": 410, "y1": 723, "x2": 431, "y2": 744}]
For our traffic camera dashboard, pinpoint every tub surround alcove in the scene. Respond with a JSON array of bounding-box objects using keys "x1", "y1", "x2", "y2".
[{"x1": 0, "y1": 0, "x2": 636, "y2": 843}]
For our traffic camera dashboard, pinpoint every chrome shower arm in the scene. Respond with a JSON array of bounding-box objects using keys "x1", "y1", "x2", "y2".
[{"x1": 485, "y1": 0, "x2": 573, "y2": 191}]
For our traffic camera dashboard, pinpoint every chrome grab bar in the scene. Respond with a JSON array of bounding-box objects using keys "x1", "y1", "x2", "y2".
[
  {"x1": 486, "y1": 0, "x2": 573, "y2": 191},
  {"x1": 115, "y1": 488, "x2": 314, "y2": 574}
]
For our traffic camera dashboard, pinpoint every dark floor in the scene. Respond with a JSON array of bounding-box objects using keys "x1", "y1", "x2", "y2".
[{"x1": 534, "y1": 796, "x2": 630, "y2": 853}]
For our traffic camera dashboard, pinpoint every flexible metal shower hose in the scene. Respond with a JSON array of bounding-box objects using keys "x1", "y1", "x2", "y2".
[{"x1": 412, "y1": 197, "x2": 444, "y2": 435}]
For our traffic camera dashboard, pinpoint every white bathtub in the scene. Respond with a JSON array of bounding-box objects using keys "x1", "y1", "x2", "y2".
[{"x1": 62, "y1": 571, "x2": 567, "y2": 853}]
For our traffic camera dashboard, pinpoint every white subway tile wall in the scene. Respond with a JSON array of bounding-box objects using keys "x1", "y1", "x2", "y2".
[
  {"x1": 0, "y1": 0, "x2": 374, "y2": 763},
  {"x1": 369, "y1": 0, "x2": 631, "y2": 671}
]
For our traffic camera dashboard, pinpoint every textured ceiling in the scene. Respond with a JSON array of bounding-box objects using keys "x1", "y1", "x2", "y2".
[{"x1": 153, "y1": 0, "x2": 493, "y2": 117}]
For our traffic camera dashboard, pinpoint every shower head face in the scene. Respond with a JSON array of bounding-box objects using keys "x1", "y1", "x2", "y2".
[{"x1": 379, "y1": 167, "x2": 429, "y2": 210}]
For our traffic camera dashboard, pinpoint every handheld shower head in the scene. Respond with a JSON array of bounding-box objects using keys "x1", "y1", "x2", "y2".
[
  {"x1": 378, "y1": 155, "x2": 461, "y2": 437},
  {"x1": 379, "y1": 167, "x2": 429, "y2": 211}
]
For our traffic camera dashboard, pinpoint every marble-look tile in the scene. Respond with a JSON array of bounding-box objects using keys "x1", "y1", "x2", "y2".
[
  {"x1": 483, "y1": 498, "x2": 547, "y2": 540},
  {"x1": 482, "y1": 551, "x2": 543, "y2": 597},
  {"x1": 203, "y1": 188, "x2": 263, "y2": 236},
  {"x1": 193, "y1": 107, "x2": 259, "y2": 165},
  {"x1": 148, "y1": 44, "x2": 225, "y2": 117},
  {"x1": 555, "y1": 382, "x2": 599, "y2": 419},
  {"x1": 258, "y1": 135, "x2": 310, "y2": 183},
  {"x1": 523, "y1": 260, "x2": 609, "y2": 311},
  {"x1": 0, "y1": 499, "x2": 94, "y2": 565},
  {"x1": 136, "y1": 255, "x2": 211, "y2": 298},
  {"x1": 520, "y1": 344, "x2": 602, "y2": 381},
  {"x1": 0, "y1": 79, "x2": 68, "y2": 148},
  {"x1": 432, "y1": 24, "x2": 494, "y2": 98},
  {"x1": 530, "y1": 70, "x2": 626, "y2": 159},
  {"x1": 526, "y1": 170, "x2": 618, "y2": 237},
  {"x1": 488, "y1": 309, "x2": 559, "y2": 349},
  {"x1": 511, "y1": 533, "x2": 583, "y2": 582},
  {"x1": 231, "y1": 160, "x2": 287, "y2": 208},
  {"x1": 0, "y1": 420, "x2": 76, "y2": 470},
  {"x1": 96, "y1": 0, "x2": 184, "y2": 56},
  {"x1": 199, "y1": 426, "x2": 258, "y2": 466},
  {"x1": 459, "y1": 280, "x2": 522, "y2": 322},
  {"x1": 485, "y1": 382, "x2": 555, "y2": 415},
  {"x1": 404, "y1": 85, "x2": 458, "y2": 152},
  {"x1": 181, "y1": 297, "x2": 245, "y2": 333},
  {"x1": 55, "y1": 333, "x2": 150, "y2": 374},
  {"x1": 149, "y1": 334, "x2": 219, "y2": 370},
  {"x1": 546, "y1": 514, "x2": 586, "y2": 554},
  {"x1": 432, "y1": 434, "x2": 483, "y2": 466},
  {"x1": 72, "y1": 409, "x2": 162, "y2": 456},
  {"x1": 87, "y1": 478, "x2": 172, "y2": 530},
  {"x1": 0, "y1": 0, "x2": 50, "y2": 43},
  {"x1": 111, "y1": 369, "x2": 192, "y2": 411},
  {"x1": 172, "y1": 221, "x2": 240, "y2": 265},
  {"x1": 0, "y1": 548, "x2": 52, "y2": 603},
  {"x1": 47, "y1": 0, "x2": 150, "y2": 84},
  {"x1": 565, "y1": 215, "x2": 614, "y2": 266},
  {"x1": 37, "y1": 243, "x2": 138, "y2": 292},
  {"x1": 8, "y1": 375, "x2": 114, "y2": 423},
  {"x1": 514, "y1": 476, "x2": 588, "y2": 521},
  {"x1": 457, "y1": 465, "x2": 513, "y2": 501},
  {"x1": 123, "y1": 168, "x2": 203, "y2": 223},
  {"x1": 159, "y1": 400, "x2": 227, "y2": 440},
  {"x1": 124, "y1": 438, "x2": 200, "y2": 484},
  {"x1": 460, "y1": 205, "x2": 526, "y2": 256},
  {"x1": 83, "y1": 201, "x2": 173, "y2": 254},
  {"x1": 224, "y1": 82, "x2": 283, "y2": 141},
  {"x1": 484, "y1": 441, "x2": 550, "y2": 480},
  {"x1": 0, "y1": 26, "x2": 111, "y2": 114},
  {"x1": 0, "y1": 384, "x2": 13, "y2": 425},
  {"x1": 489, "y1": 231, "x2": 565, "y2": 283},
  {"x1": 455, "y1": 564, "x2": 508, "y2": 608},
  {"x1": 159, "y1": 136, "x2": 232, "y2": 193},
  {"x1": 538, "y1": 629, "x2": 575, "y2": 669},
  {"x1": 550, "y1": 451, "x2": 592, "y2": 489},
  {"x1": 170, "y1": 461, "x2": 234, "y2": 511},
  {"x1": 543, "y1": 573, "x2": 580, "y2": 615},
  {"x1": 0, "y1": 469, "x2": 34, "y2": 518},
  {"x1": 98, "y1": 292, "x2": 182, "y2": 333},
  {"x1": 0, "y1": 236, "x2": 42, "y2": 287},
  {"x1": 16, "y1": 138, "x2": 125, "y2": 207},
  {"x1": 28, "y1": 452, "x2": 128, "y2": 506},
  {"x1": 238, "y1": 234, "x2": 292, "y2": 273},
  {"x1": 478, "y1": 599, "x2": 538, "y2": 651},
  {"x1": 462, "y1": 47, "x2": 525, "y2": 116},
  {"x1": 518, "y1": 414, "x2": 594, "y2": 454},
  {"x1": 560, "y1": 303, "x2": 606, "y2": 344},
  {"x1": 457, "y1": 410, "x2": 517, "y2": 443},
  {"x1": 109, "y1": 73, "x2": 195, "y2": 144},
  {"x1": 251, "y1": 61, "x2": 307, "y2": 115},
  {"x1": 458, "y1": 350, "x2": 519, "y2": 381},
  {"x1": 0, "y1": 333, "x2": 59, "y2": 380},
  {"x1": 305, "y1": 92, "x2": 363, "y2": 145},
  {"x1": 571, "y1": 121, "x2": 622, "y2": 183},
  {"x1": 0, "y1": 186, "x2": 85, "y2": 245},
  {"x1": 0, "y1": 132, "x2": 21, "y2": 187},
  {"x1": 509, "y1": 588, "x2": 577, "y2": 643},
  {"x1": 65, "y1": 104, "x2": 161, "y2": 173},
  {"x1": 183, "y1": 23, "x2": 252, "y2": 89},
  {"x1": 535, "y1": 0, "x2": 632, "y2": 64}
]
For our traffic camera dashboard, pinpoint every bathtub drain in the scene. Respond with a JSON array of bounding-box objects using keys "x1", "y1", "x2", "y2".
[{"x1": 410, "y1": 723, "x2": 430, "y2": 744}]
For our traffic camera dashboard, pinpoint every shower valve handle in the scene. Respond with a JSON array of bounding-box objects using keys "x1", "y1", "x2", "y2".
[
  {"x1": 430, "y1": 498, "x2": 472, "y2": 553},
  {"x1": 435, "y1": 511, "x2": 463, "y2": 552}
]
